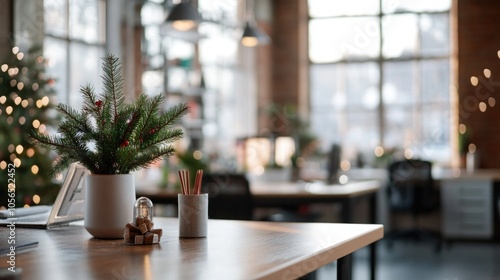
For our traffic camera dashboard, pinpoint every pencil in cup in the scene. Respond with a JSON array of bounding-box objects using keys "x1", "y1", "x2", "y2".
[{"x1": 178, "y1": 169, "x2": 204, "y2": 195}]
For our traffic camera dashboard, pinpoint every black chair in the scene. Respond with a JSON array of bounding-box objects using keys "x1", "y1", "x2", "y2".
[
  {"x1": 386, "y1": 159, "x2": 441, "y2": 251},
  {"x1": 201, "y1": 173, "x2": 254, "y2": 220}
]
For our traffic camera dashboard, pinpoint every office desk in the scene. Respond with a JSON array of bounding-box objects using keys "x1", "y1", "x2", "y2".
[
  {"x1": 137, "y1": 179, "x2": 381, "y2": 280},
  {"x1": 0, "y1": 218, "x2": 383, "y2": 280},
  {"x1": 138, "y1": 180, "x2": 380, "y2": 222},
  {"x1": 251, "y1": 180, "x2": 380, "y2": 222}
]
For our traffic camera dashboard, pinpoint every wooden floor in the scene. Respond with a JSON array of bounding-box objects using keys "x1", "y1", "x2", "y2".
[{"x1": 316, "y1": 239, "x2": 500, "y2": 280}]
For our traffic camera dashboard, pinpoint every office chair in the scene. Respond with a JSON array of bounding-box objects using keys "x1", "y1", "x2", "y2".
[
  {"x1": 201, "y1": 173, "x2": 254, "y2": 220},
  {"x1": 201, "y1": 173, "x2": 319, "y2": 223},
  {"x1": 385, "y1": 159, "x2": 442, "y2": 251}
]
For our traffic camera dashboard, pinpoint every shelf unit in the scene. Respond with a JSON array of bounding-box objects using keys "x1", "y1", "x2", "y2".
[{"x1": 164, "y1": 52, "x2": 205, "y2": 150}]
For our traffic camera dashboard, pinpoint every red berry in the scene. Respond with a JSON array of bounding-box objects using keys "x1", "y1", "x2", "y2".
[
  {"x1": 95, "y1": 100, "x2": 103, "y2": 107},
  {"x1": 150, "y1": 128, "x2": 155, "y2": 133},
  {"x1": 120, "y1": 140, "x2": 129, "y2": 147}
]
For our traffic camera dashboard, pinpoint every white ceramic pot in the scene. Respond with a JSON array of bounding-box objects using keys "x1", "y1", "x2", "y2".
[{"x1": 84, "y1": 174, "x2": 136, "y2": 239}]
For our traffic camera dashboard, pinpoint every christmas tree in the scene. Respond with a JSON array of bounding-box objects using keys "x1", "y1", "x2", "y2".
[{"x1": 0, "y1": 46, "x2": 60, "y2": 208}]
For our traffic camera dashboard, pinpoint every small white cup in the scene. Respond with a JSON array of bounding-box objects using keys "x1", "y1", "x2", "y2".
[{"x1": 178, "y1": 194, "x2": 208, "y2": 238}]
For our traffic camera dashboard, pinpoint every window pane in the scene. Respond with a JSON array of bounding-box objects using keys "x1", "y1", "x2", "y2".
[
  {"x1": 199, "y1": 0, "x2": 238, "y2": 27},
  {"x1": 69, "y1": 0, "x2": 100, "y2": 43},
  {"x1": 167, "y1": 67, "x2": 189, "y2": 92},
  {"x1": 383, "y1": 105, "x2": 414, "y2": 148},
  {"x1": 69, "y1": 43, "x2": 103, "y2": 109},
  {"x1": 383, "y1": 61, "x2": 415, "y2": 105},
  {"x1": 309, "y1": 0, "x2": 380, "y2": 17},
  {"x1": 142, "y1": 70, "x2": 164, "y2": 96},
  {"x1": 420, "y1": 13, "x2": 450, "y2": 57},
  {"x1": 382, "y1": 14, "x2": 418, "y2": 58},
  {"x1": 310, "y1": 64, "x2": 340, "y2": 151},
  {"x1": 344, "y1": 63, "x2": 380, "y2": 157},
  {"x1": 310, "y1": 64, "x2": 338, "y2": 108},
  {"x1": 309, "y1": 17, "x2": 380, "y2": 63},
  {"x1": 141, "y1": 2, "x2": 165, "y2": 26},
  {"x1": 311, "y1": 107, "x2": 339, "y2": 152},
  {"x1": 144, "y1": 26, "x2": 163, "y2": 57},
  {"x1": 165, "y1": 39, "x2": 195, "y2": 60},
  {"x1": 199, "y1": 23, "x2": 238, "y2": 66},
  {"x1": 383, "y1": 62, "x2": 418, "y2": 149},
  {"x1": 44, "y1": 0, "x2": 68, "y2": 37},
  {"x1": 421, "y1": 59, "x2": 450, "y2": 104},
  {"x1": 382, "y1": 0, "x2": 451, "y2": 14},
  {"x1": 421, "y1": 106, "x2": 451, "y2": 161},
  {"x1": 44, "y1": 37, "x2": 68, "y2": 104},
  {"x1": 344, "y1": 110, "x2": 379, "y2": 157},
  {"x1": 346, "y1": 63, "x2": 379, "y2": 109},
  {"x1": 310, "y1": 63, "x2": 379, "y2": 155}
]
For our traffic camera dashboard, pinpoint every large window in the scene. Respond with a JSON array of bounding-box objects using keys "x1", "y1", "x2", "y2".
[
  {"x1": 43, "y1": 0, "x2": 106, "y2": 109},
  {"x1": 308, "y1": 0, "x2": 451, "y2": 166}
]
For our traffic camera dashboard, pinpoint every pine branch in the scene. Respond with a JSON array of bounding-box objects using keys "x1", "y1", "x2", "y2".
[
  {"x1": 51, "y1": 156, "x2": 74, "y2": 178},
  {"x1": 58, "y1": 126, "x2": 97, "y2": 168},
  {"x1": 157, "y1": 103, "x2": 190, "y2": 131},
  {"x1": 29, "y1": 130, "x2": 73, "y2": 152},
  {"x1": 135, "y1": 94, "x2": 164, "y2": 141},
  {"x1": 80, "y1": 84, "x2": 98, "y2": 114},
  {"x1": 29, "y1": 54, "x2": 188, "y2": 176},
  {"x1": 100, "y1": 55, "x2": 124, "y2": 125},
  {"x1": 129, "y1": 145, "x2": 176, "y2": 172},
  {"x1": 57, "y1": 104, "x2": 94, "y2": 134},
  {"x1": 142, "y1": 128, "x2": 185, "y2": 150}
]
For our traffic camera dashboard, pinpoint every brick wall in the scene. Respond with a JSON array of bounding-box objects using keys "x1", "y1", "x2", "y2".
[
  {"x1": 261, "y1": 0, "x2": 308, "y2": 136},
  {"x1": 456, "y1": 0, "x2": 500, "y2": 168},
  {"x1": 0, "y1": 0, "x2": 13, "y2": 58}
]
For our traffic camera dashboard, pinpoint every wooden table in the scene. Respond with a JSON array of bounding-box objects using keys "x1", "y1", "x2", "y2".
[
  {"x1": 138, "y1": 179, "x2": 381, "y2": 280},
  {"x1": 0, "y1": 218, "x2": 383, "y2": 280}
]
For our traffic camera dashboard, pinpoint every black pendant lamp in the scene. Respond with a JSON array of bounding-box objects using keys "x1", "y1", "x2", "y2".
[
  {"x1": 241, "y1": 21, "x2": 270, "y2": 47},
  {"x1": 166, "y1": 1, "x2": 202, "y2": 31},
  {"x1": 241, "y1": 0, "x2": 270, "y2": 47}
]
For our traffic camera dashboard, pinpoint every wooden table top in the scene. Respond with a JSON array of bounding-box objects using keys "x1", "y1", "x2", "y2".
[{"x1": 0, "y1": 218, "x2": 383, "y2": 280}]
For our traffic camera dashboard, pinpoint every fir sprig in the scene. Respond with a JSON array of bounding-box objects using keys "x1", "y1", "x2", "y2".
[{"x1": 30, "y1": 54, "x2": 189, "y2": 176}]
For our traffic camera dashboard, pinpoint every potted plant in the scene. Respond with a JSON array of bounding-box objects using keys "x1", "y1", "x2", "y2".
[{"x1": 30, "y1": 54, "x2": 188, "y2": 238}]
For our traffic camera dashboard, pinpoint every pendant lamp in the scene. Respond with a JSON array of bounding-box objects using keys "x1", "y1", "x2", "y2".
[
  {"x1": 241, "y1": 0, "x2": 270, "y2": 47},
  {"x1": 166, "y1": 1, "x2": 202, "y2": 31}
]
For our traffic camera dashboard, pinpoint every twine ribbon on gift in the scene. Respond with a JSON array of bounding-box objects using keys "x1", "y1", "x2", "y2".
[{"x1": 178, "y1": 169, "x2": 203, "y2": 195}]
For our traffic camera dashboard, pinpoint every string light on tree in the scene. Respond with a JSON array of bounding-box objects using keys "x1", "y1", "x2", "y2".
[
  {"x1": 32, "y1": 194, "x2": 40, "y2": 204},
  {"x1": 0, "y1": 45, "x2": 60, "y2": 207},
  {"x1": 31, "y1": 165, "x2": 39, "y2": 175}
]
